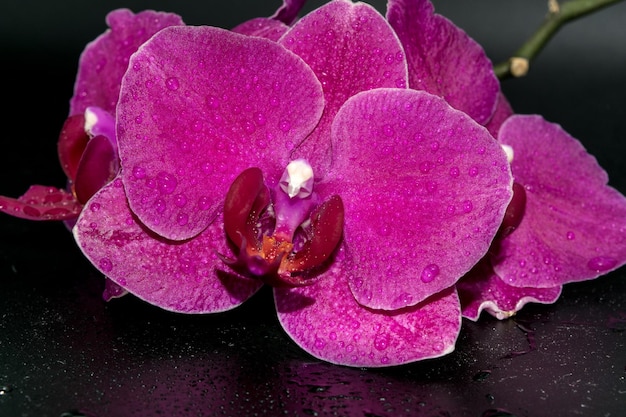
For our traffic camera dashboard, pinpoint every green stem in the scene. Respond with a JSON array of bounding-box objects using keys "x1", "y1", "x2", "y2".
[{"x1": 494, "y1": 0, "x2": 624, "y2": 80}]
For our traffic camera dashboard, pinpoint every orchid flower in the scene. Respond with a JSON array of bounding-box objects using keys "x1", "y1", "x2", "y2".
[
  {"x1": 72, "y1": 0, "x2": 513, "y2": 367},
  {"x1": 0, "y1": 10, "x2": 184, "y2": 223},
  {"x1": 458, "y1": 96, "x2": 626, "y2": 320}
]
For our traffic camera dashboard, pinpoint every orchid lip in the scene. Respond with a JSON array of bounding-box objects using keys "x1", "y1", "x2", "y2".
[{"x1": 221, "y1": 161, "x2": 344, "y2": 287}]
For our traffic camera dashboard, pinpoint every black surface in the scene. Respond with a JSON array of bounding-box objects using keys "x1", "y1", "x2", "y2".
[{"x1": 1, "y1": 1, "x2": 625, "y2": 416}]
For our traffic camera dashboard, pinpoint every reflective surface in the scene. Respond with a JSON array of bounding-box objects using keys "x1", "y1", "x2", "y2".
[{"x1": 1, "y1": 1, "x2": 625, "y2": 416}]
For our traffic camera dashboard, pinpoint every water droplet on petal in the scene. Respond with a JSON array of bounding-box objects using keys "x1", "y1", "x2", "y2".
[
  {"x1": 421, "y1": 264, "x2": 440, "y2": 283},
  {"x1": 374, "y1": 333, "x2": 390, "y2": 351},
  {"x1": 587, "y1": 256, "x2": 617, "y2": 272},
  {"x1": 462, "y1": 200, "x2": 473, "y2": 213},
  {"x1": 99, "y1": 258, "x2": 113, "y2": 272},
  {"x1": 566, "y1": 231, "x2": 576, "y2": 240},
  {"x1": 165, "y1": 77, "x2": 179, "y2": 91},
  {"x1": 177, "y1": 212, "x2": 189, "y2": 226},
  {"x1": 132, "y1": 166, "x2": 146, "y2": 179},
  {"x1": 155, "y1": 198, "x2": 166, "y2": 213},
  {"x1": 174, "y1": 194, "x2": 187, "y2": 208}
]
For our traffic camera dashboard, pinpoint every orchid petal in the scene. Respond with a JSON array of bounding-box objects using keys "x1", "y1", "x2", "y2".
[
  {"x1": 70, "y1": 9, "x2": 184, "y2": 116},
  {"x1": 57, "y1": 114, "x2": 89, "y2": 182},
  {"x1": 280, "y1": 0, "x2": 408, "y2": 176},
  {"x1": 271, "y1": 0, "x2": 308, "y2": 25},
  {"x1": 326, "y1": 88, "x2": 512, "y2": 310},
  {"x1": 485, "y1": 93, "x2": 514, "y2": 138},
  {"x1": 387, "y1": 0, "x2": 499, "y2": 125},
  {"x1": 275, "y1": 246, "x2": 461, "y2": 367},
  {"x1": 102, "y1": 278, "x2": 128, "y2": 301},
  {"x1": 73, "y1": 178, "x2": 263, "y2": 313},
  {"x1": 74, "y1": 135, "x2": 119, "y2": 204},
  {"x1": 231, "y1": 18, "x2": 290, "y2": 41},
  {"x1": 117, "y1": 26, "x2": 324, "y2": 241},
  {"x1": 493, "y1": 115, "x2": 626, "y2": 287},
  {"x1": 458, "y1": 259, "x2": 562, "y2": 321},
  {"x1": 0, "y1": 186, "x2": 81, "y2": 221}
]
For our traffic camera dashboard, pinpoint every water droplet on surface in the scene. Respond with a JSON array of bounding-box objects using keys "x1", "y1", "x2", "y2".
[
  {"x1": 420, "y1": 264, "x2": 440, "y2": 283},
  {"x1": 165, "y1": 77, "x2": 179, "y2": 91},
  {"x1": 90, "y1": 203, "x2": 101, "y2": 212},
  {"x1": 99, "y1": 258, "x2": 113, "y2": 272},
  {"x1": 449, "y1": 167, "x2": 460, "y2": 178},
  {"x1": 566, "y1": 231, "x2": 576, "y2": 240},
  {"x1": 132, "y1": 165, "x2": 146, "y2": 179},
  {"x1": 174, "y1": 194, "x2": 187, "y2": 208},
  {"x1": 462, "y1": 200, "x2": 473, "y2": 213},
  {"x1": 156, "y1": 172, "x2": 177, "y2": 194},
  {"x1": 198, "y1": 196, "x2": 211, "y2": 210},
  {"x1": 279, "y1": 120, "x2": 291, "y2": 133},
  {"x1": 587, "y1": 256, "x2": 617, "y2": 272},
  {"x1": 374, "y1": 333, "x2": 390, "y2": 351},
  {"x1": 468, "y1": 166, "x2": 479, "y2": 177},
  {"x1": 154, "y1": 198, "x2": 166, "y2": 214},
  {"x1": 177, "y1": 212, "x2": 189, "y2": 226}
]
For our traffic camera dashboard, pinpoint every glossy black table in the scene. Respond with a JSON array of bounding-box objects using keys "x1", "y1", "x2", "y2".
[{"x1": 2, "y1": 1, "x2": 625, "y2": 416}]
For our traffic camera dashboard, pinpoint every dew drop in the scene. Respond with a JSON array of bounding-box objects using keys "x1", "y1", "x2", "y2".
[
  {"x1": 279, "y1": 120, "x2": 291, "y2": 133},
  {"x1": 132, "y1": 165, "x2": 146, "y2": 179},
  {"x1": 155, "y1": 198, "x2": 166, "y2": 214},
  {"x1": 419, "y1": 161, "x2": 432, "y2": 173},
  {"x1": 314, "y1": 338, "x2": 326, "y2": 349},
  {"x1": 90, "y1": 203, "x2": 101, "y2": 212},
  {"x1": 254, "y1": 112, "x2": 267, "y2": 126},
  {"x1": 420, "y1": 263, "x2": 440, "y2": 283},
  {"x1": 449, "y1": 167, "x2": 460, "y2": 178},
  {"x1": 382, "y1": 124, "x2": 394, "y2": 137},
  {"x1": 206, "y1": 95, "x2": 220, "y2": 109},
  {"x1": 374, "y1": 333, "x2": 390, "y2": 351},
  {"x1": 165, "y1": 76, "x2": 180, "y2": 91},
  {"x1": 468, "y1": 166, "x2": 479, "y2": 177},
  {"x1": 566, "y1": 231, "x2": 576, "y2": 240},
  {"x1": 156, "y1": 172, "x2": 177, "y2": 194},
  {"x1": 177, "y1": 212, "x2": 189, "y2": 226},
  {"x1": 174, "y1": 194, "x2": 187, "y2": 208},
  {"x1": 462, "y1": 200, "x2": 473, "y2": 213},
  {"x1": 587, "y1": 256, "x2": 617, "y2": 272},
  {"x1": 23, "y1": 206, "x2": 42, "y2": 217},
  {"x1": 99, "y1": 258, "x2": 113, "y2": 272}
]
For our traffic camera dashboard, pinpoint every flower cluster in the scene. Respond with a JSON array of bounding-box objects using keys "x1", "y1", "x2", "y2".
[{"x1": 2, "y1": 0, "x2": 625, "y2": 367}]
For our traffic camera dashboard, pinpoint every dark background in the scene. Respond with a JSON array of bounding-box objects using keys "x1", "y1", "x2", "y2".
[{"x1": 1, "y1": 1, "x2": 625, "y2": 416}]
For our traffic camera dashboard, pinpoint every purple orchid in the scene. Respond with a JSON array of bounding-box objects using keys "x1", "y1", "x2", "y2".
[
  {"x1": 458, "y1": 97, "x2": 626, "y2": 320},
  {"x1": 0, "y1": 10, "x2": 184, "y2": 222},
  {"x1": 72, "y1": 0, "x2": 513, "y2": 367}
]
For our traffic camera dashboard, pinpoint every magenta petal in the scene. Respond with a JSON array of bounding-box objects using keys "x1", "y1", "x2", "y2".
[
  {"x1": 74, "y1": 135, "x2": 119, "y2": 204},
  {"x1": 102, "y1": 278, "x2": 128, "y2": 301},
  {"x1": 280, "y1": 0, "x2": 408, "y2": 175},
  {"x1": 275, "y1": 247, "x2": 461, "y2": 367},
  {"x1": 73, "y1": 178, "x2": 263, "y2": 313},
  {"x1": 70, "y1": 9, "x2": 184, "y2": 116},
  {"x1": 118, "y1": 26, "x2": 323, "y2": 241},
  {"x1": 458, "y1": 260, "x2": 562, "y2": 321},
  {"x1": 485, "y1": 93, "x2": 514, "y2": 138},
  {"x1": 493, "y1": 115, "x2": 626, "y2": 287},
  {"x1": 327, "y1": 88, "x2": 512, "y2": 310},
  {"x1": 387, "y1": 0, "x2": 499, "y2": 125},
  {"x1": 231, "y1": 18, "x2": 290, "y2": 41},
  {"x1": 0, "y1": 185, "x2": 82, "y2": 221},
  {"x1": 270, "y1": 0, "x2": 307, "y2": 25},
  {"x1": 57, "y1": 114, "x2": 89, "y2": 182}
]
